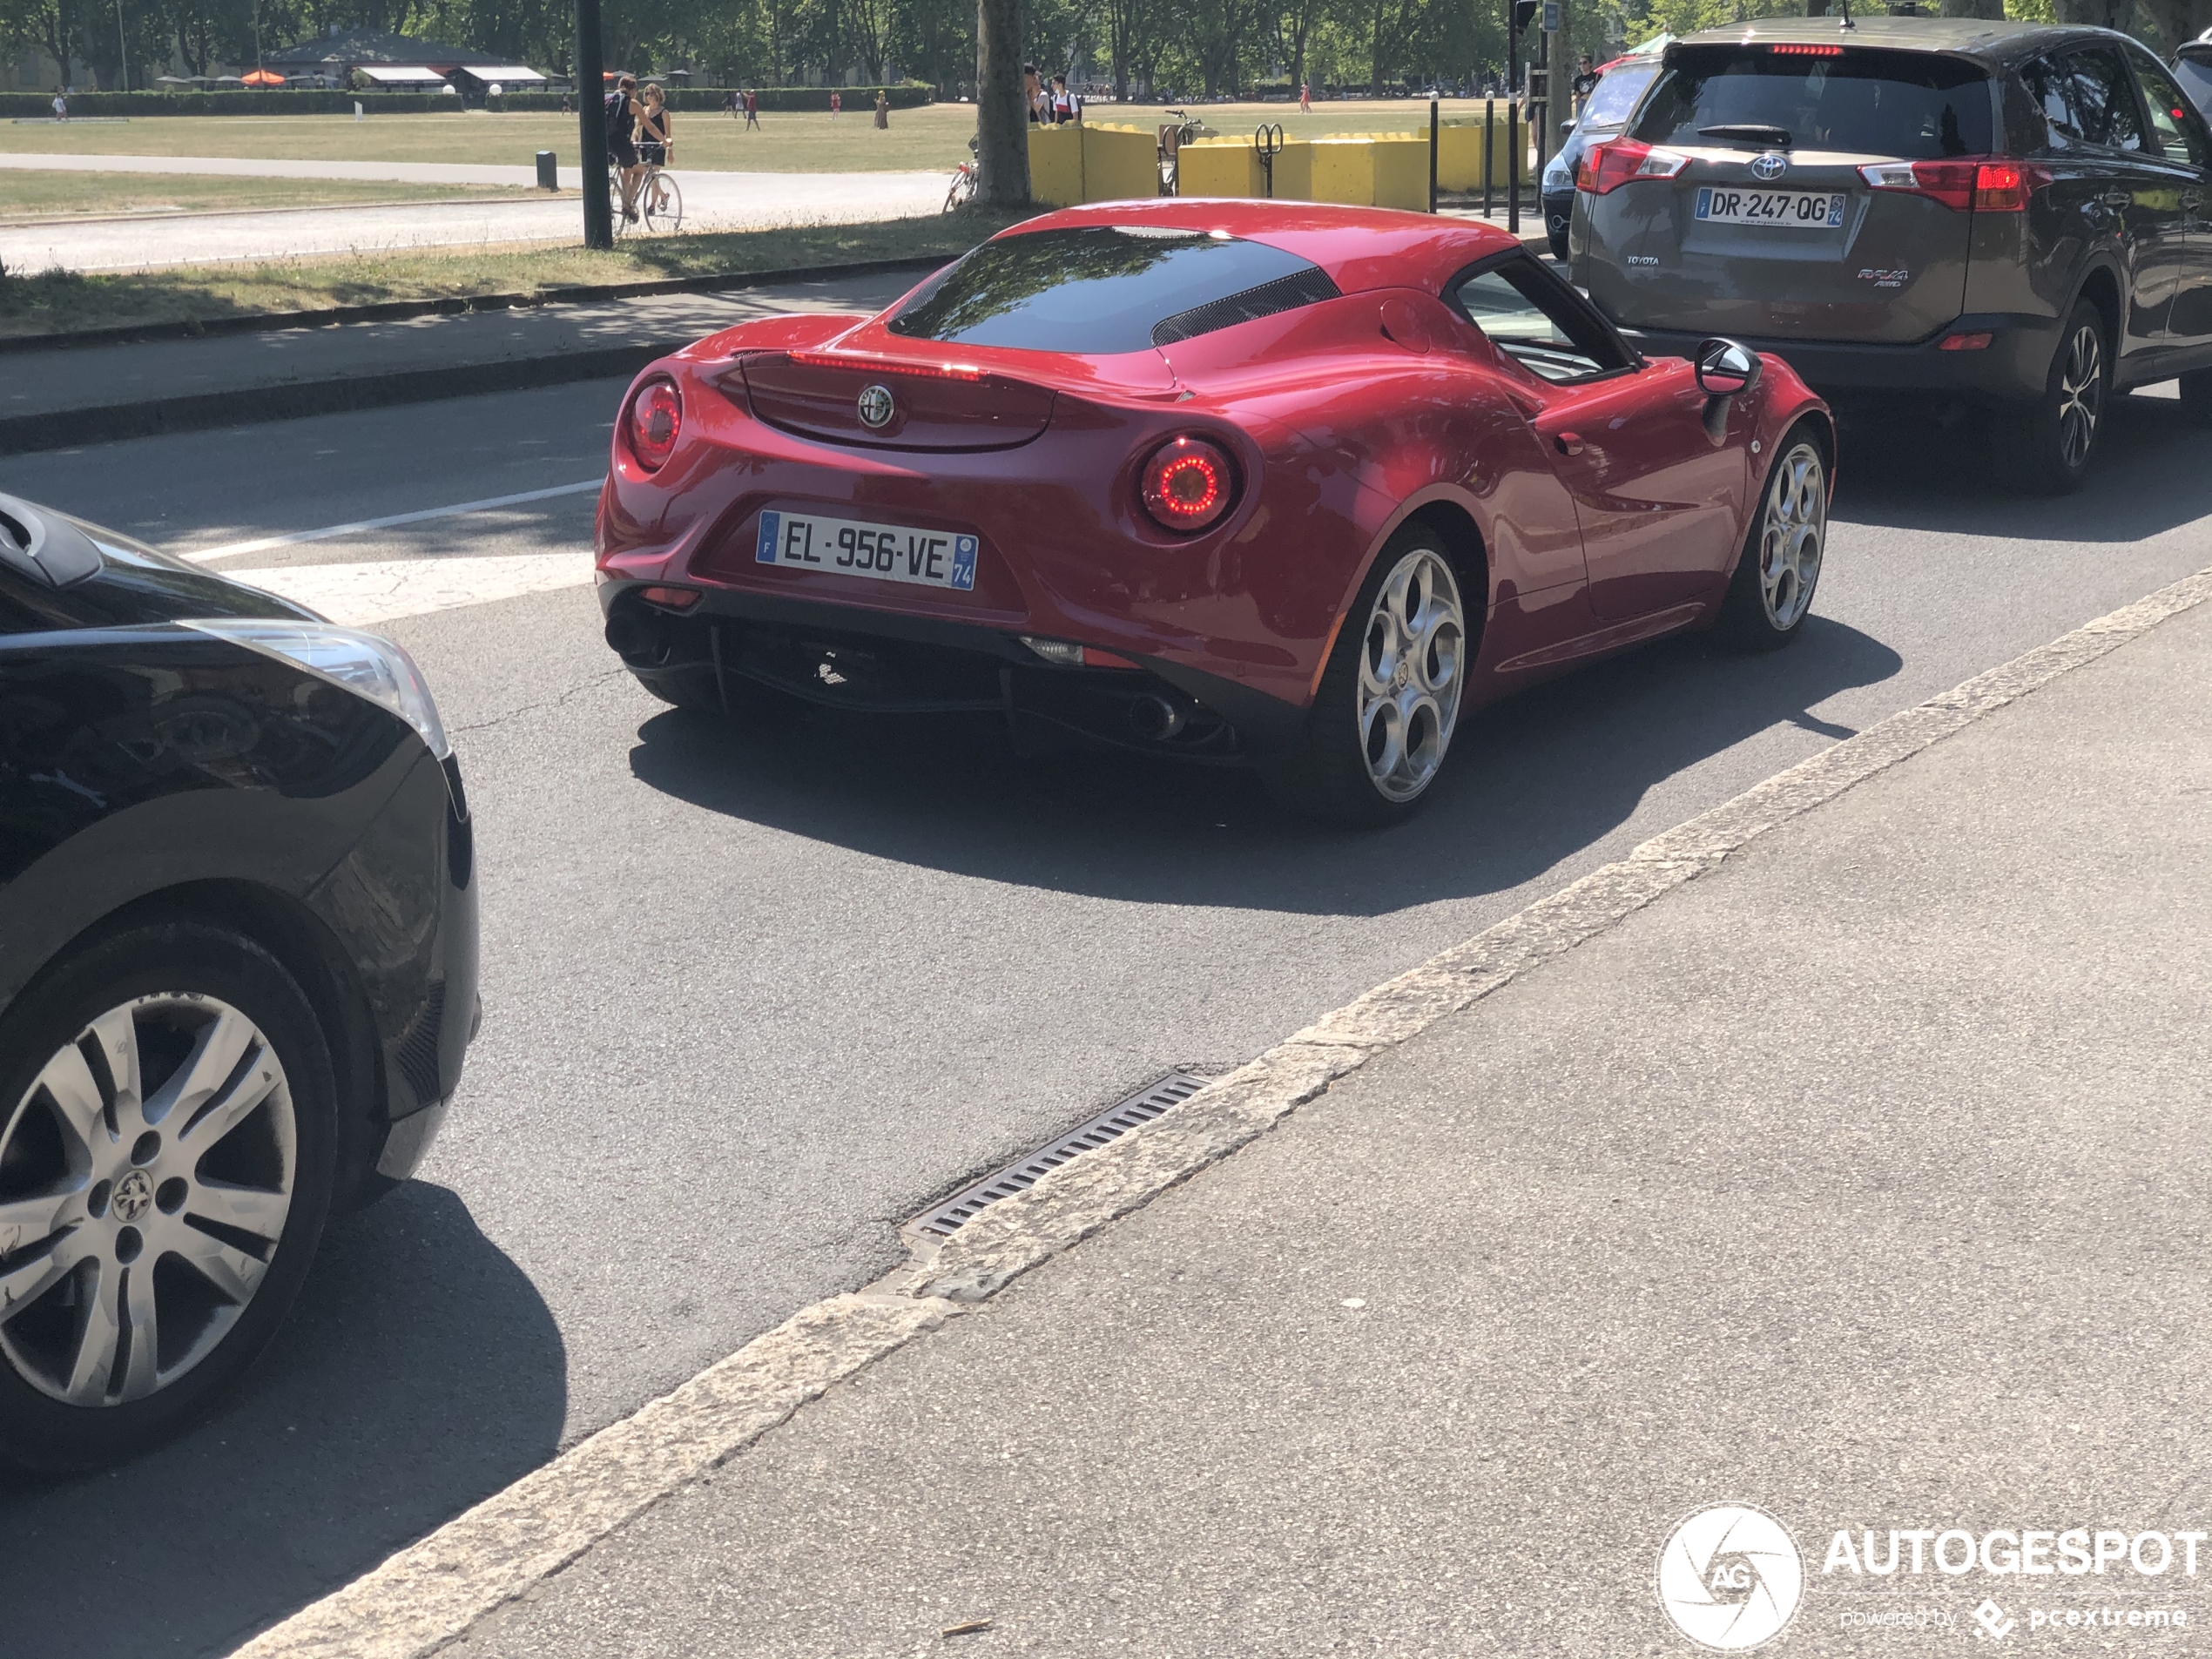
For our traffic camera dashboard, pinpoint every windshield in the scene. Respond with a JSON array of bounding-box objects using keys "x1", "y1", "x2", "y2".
[
  {"x1": 1632, "y1": 45, "x2": 1993, "y2": 158},
  {"x1": 1582, "y1": 63, "x2": 1658, "y2": 128},
  {"x1": 887, "y1": 226, "x2": 1339, "y2": 354}
]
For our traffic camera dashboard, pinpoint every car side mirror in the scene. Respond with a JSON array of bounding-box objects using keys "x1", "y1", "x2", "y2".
[{"x1": 1695, "y1": 337, "x2": 1762, "y2": 398}]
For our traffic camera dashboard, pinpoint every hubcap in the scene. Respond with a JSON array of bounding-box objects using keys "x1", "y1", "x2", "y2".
[
  {"x1": 1757, "y1": 442, "x2": 1826, "y2": 631},
  {"x1": 1356, "y1": 548, "x2": 1466, "y2": 803},
  {"x1": 0, "y1": 995, "x2": 296, "y2": 1406},
  {"x1": 2057, "y1": 324, "x2": 2103, "y2": 469}
]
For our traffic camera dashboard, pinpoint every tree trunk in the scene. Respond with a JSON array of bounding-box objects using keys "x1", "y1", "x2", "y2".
[{"x1": 975, "y1": 0, "x2": 1030, "y2": 207}]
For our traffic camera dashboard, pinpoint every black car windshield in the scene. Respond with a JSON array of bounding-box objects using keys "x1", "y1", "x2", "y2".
[
  {"x1": 1582, "y1": 62, "x2": 1658, "y2": 128},
  {"x1": 886, "y1": 225, "x2": 1339, "y2": 354},
  {"x1": 1632, "y1": 45, "x2": 1993, "y2": 158}
]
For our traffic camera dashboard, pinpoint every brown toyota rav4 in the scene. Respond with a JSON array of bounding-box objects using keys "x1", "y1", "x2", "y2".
[{"x1": 1570, "y1": 17, "x2": 2212, "y2": 492}]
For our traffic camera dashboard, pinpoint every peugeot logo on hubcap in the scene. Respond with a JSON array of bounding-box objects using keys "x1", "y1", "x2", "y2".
[
  {"x1": 113, "y1": 1169, "x2": 153, "y2": 1223},
  {"x1": 1750, "y1": 152, "x2": 1788, "y2": 180},
  {"x1": 857, "y1": 384, "x2": 896, "y2": 429}
]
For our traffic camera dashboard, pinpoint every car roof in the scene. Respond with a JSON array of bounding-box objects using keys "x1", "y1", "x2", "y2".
[
  {"x1": 1672, "y1": 14, "x2": 2114, "y2": 67},
  {"x1": 996, "y1": 200, "x2": 1521, "y2": 298}
]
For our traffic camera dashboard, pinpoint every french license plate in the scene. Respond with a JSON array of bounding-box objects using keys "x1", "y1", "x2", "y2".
[
  {"x1": 1694, "y1": 186, "x2": 1846, "y2": 229},
  {"x1": 754, "y1": 509, "x2": 977, "y2": 592}
]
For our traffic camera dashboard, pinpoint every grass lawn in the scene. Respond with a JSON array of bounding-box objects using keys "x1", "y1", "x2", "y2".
[
  {"x1": 0, "y1": 207, "x2": 1030, "y2": 338},
  {"x1": 0, "y1": 98, "x2": 1497, "y2": 176},
  {"x1": 0, "y1": 169, "x2": 541, "y2": 221}
]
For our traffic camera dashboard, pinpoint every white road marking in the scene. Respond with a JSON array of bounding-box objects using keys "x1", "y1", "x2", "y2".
[
  {"x1": 230, "y1": 561, "x2": 2212, "y2": 1659},
  {"x1": 234, "y1": 551, "x2": 596, "y2": 626},
  {"x1": 184, "y1": 480, "x2": 604, "y2": 566}
]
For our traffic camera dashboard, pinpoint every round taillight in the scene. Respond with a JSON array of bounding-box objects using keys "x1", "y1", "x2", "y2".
[
  {"x1": 1140, "y1": 435, "x2": 1234, "y2": 532},
  {"x1": 629, "y1": 379, "x2": 683, "y2": 472}
]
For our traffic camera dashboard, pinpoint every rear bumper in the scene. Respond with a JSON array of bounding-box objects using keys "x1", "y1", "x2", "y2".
[
  {"x1": 1620, "y1": 314, "x2": 2060, "y2": 399},
  {"x1": 598, "y1": 577, "x2": 1312, "y2": 762}
]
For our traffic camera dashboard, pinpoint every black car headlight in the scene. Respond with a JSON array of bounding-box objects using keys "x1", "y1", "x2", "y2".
[{"x1": 184, "y1": 619, "x2": 451, "y2": 759}]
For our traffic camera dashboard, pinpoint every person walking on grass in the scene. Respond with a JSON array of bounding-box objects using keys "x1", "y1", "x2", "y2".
[
  {"x1": 744, "y1": 89, "x2": 760, "y2": 129},
  {"x1": 51, "y1": 91, "x2": 66, "y2": 120},
  {"x1": 873, "y1": 89, "x2": 889, "y2": 128},
  {"x1": 605, "y1": 72, "x2": 644, "y2": 222},
  {"x1": 830, "y1": 90, "x2": 841, "y2": 117}
]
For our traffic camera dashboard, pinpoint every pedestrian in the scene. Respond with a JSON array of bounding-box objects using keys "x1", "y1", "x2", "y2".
[
  {"x1": 637, "y1": 83, "x2": 673, "y2": 216},
  {"x1": 1299, "y1": 79, "x2": 1312, "y2": 112},
  {"x1": 722, "y1": 88, "x2": 736, "y2": 116},
  {"x1": 561, "y1": 91, "x2": 572, "y2": 114},
  {"x1": 744, "y1": 88, "x2": 759, "y2": 129},
  {"x1": 873, "y1": 88, "x2": 889, "y2": 128},
  {"x1": 605, "y1": 72, "x2": 644, "y2": 221},
  {"x1": 829, "y1": 89, "x2": 841, "y2": 117},
  {"x1": 51, "y1": 91, "x2": 66, "y2": 121},
  {"x1": 1023, "y1": 63, "x2": 1042, "y2": 124},
  {"x1": 1570, "y1": 53, "x2": 1598, "y2": 116},
  {"x1": 1049, "y1": 73, "x2": 1076, "y2": 124}
]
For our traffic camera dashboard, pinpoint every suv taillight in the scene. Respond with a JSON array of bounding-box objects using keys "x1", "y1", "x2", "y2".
[
  {"x1": 1576, "y1": 138, "x2": 1691, "y2": 194},
  {"x1": 1858, "y1": 155, "x2": 2047, "y2": 212}
]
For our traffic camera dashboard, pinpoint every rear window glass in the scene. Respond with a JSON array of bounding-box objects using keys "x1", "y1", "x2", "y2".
[
  {"x1": 886, "y1": 225, "x2": 1339, "y2": 354},
  {"x1": 1632, "y1": 45, "x2": 1993, "y2": 158},
  {"x1": 2176, "y1": 53, "x2": 2212, "y2": 120},
  {"x1": 1582, "y1": 63, "x2": 1658, "y2": 128}
]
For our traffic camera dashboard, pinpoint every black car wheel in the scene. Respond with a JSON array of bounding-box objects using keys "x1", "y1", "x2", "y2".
[
  {"x1": 0, "y1": 920, "x2": 337, "y2": 1474},
  {"x1": 1264, "y1": 527, "x2": 1469, "y2": 827},
  {"x1": 2002, "y1": 301, "x2": 2109, "y2": 496}
]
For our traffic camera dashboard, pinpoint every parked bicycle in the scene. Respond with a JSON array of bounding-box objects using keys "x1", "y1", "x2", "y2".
[
  {"x1": 1155, "y1": 108, "x2": 1211, "y2": 195},
  {"x1": 943, "y1": 136, "x2": 979, "y2": 212}
]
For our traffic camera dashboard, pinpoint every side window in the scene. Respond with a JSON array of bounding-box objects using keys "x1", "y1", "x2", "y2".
[
  {"x1": 2133, "y1": 57, "x2": 2212, "y2": 168},
  {"x1": 2020, "y1": 57, "x2": 2083, "y2": 150},
  {"x1": 2067, "y1": 49, "x2": 2148, "y2": 153},
  {"x1": 1447, "y1": 255, "x2": 1632, "y2": 384}
]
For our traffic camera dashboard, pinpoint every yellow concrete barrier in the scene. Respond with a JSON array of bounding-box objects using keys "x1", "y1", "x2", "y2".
[
  {"x1": 1177, "y1": 135, "x2": 1312, "y2": 200},
  {"x1": 1306, "y1": 134, "x2": 1430, "y2": 212},
  {"x1": 1026, "y1": 121, "x2": 1160, "y2": 206},
  {"x1": 1436, "y1": 118, "x2": 1527, "y2": 192}
]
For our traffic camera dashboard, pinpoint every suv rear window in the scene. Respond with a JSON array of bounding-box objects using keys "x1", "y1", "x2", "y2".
[
  {"x1": 1632, "y1": 44, "x2": 1993, "y2": 158},
  {"x1": 886, "y1": 225, "x2": 1340, "y2": 354}
]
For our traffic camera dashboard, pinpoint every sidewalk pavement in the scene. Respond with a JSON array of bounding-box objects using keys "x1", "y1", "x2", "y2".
[
  {"x1": 436, "y1": 594, "x2": 2212, "y2": 1657},
  {"x1": 0, "y1": 270, "x2": 920, "y2": 454},
  {"x1": 0, "y1": 165, "x2": 951, "y2": 273}
]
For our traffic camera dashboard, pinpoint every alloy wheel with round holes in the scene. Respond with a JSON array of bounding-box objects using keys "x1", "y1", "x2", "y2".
[
  {"x1": 1716, "y1": 421, "x2": 1829, "y2": 652},
  {"x1": 0, "y1": 921, "x2": 336, "y2": 1473},
  {"x1": 1265, "y1": 530, "x2": 1471, "y2": 826}
]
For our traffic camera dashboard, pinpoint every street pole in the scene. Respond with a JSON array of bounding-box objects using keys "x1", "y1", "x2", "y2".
[
  {"x1": 1428, "y1": 96, "x2": 1438, "y2": 213},
  {"x1": 115, "y1": 0, "x2": 128, "y2": 91},
  {"x1": 1482, "y1": 96, "x2": 1494, "y2": 218},
  {"x1": 575, "y1": 0, "x2": 612, "y2": 248},
  {"x1": 1506, "y1": 0, "x2": 1520, "y2": 232}
]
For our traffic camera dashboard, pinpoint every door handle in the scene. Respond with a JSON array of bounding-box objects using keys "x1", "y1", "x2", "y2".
[{"x1": 1554, "y1": 431, "x2": 1585, "y2": 456}]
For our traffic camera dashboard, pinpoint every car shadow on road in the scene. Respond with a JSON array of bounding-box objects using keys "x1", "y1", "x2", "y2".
[
  {"x1": 0, "y1": 1182, "x2": 564, "y2": 1659},
  {"x1": 627, "y1": 615, "x2": 1902, "y2": 917},
  {"x1": 1830, "y1": 388, "x2": 2209, "y2": 542}
]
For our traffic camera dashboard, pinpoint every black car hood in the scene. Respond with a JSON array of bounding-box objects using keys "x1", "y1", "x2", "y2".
[{"x1": 0, "y1": 496, "x2": 317, "y2": 634}]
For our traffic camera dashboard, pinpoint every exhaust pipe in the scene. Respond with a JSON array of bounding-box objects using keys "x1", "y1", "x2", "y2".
[
  {"x1": 1129, "y1": 693, "x2": 1187, "y2": 742},
  {"x1": 604, "y1": 607, "x2": 671, "y2": 665}
]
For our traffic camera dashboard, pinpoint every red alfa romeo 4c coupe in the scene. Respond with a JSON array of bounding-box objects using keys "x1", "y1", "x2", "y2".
[{"x1": 595, "y1": 200, "x2": 1832, "y2": 825}]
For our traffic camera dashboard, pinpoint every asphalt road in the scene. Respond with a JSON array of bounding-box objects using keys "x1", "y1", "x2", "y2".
[{"x1": 0, "y1": 374, "x2": 2207, "y2": 1659}]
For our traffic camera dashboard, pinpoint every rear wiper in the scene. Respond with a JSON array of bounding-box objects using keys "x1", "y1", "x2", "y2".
[{"x1": 1697, "y1": 124, "x2": 1794, "y2": 146}]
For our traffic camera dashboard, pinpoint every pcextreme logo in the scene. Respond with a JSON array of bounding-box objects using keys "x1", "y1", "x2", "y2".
[{"x1": 1657, "y1": 1503, "x2": 1807, "y2": 1651}]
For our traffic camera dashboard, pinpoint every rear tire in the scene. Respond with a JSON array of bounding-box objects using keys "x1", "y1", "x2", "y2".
[
  {"x1": 0, "y1": 921, "x2": 337, "y2": 1474},
  {"x1": 1262, "y1": 528, "x2": 1471, "y2": 828},
  {"x1": 1716, "y1": 421, "x2": 1829, "y2": 653},
  {"x1": 1999, "y1": 300, "x2": 2109, "y2": 496}
]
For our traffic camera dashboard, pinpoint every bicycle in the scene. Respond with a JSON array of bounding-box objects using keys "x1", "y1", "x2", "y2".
[
  {"x1": 1157, "y1": 107, "x2": 1208, "y2": 195},
  {"x1": 943, "y1": 135, "x2": 979, "y2": 212},
  {"x1": 608, "y1": 158, "x2": 684, "y2": 235}
]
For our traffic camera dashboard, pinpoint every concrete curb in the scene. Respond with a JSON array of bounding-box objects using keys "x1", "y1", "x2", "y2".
[{"x1": 226, "y1": 560, "x2": 2212, "y2": 1659}]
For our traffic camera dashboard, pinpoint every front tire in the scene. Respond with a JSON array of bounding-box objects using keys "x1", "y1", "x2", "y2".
[
  {"x1": 1999, "y1": 300, "x2": 2109, "y2": 496},
  {"x1": 0, "y1": 921, "x2": 338, "y2": 1474},
  {"x1": 1716, "y1": 422, "x2": 1829, "y2": 652},
  {"x1": 1263, "y1": 529, "x2": 1470, "y2": 827}
]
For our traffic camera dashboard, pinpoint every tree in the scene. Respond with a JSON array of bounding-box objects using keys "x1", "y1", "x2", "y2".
[{"x1": 974, "y1": 0, "x2": 1028, "y2": 205}]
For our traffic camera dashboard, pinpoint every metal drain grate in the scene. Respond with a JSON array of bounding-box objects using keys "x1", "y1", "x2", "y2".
[{"x1": 911, "y1": 1072, "x2": 1209, "y2": 1239}]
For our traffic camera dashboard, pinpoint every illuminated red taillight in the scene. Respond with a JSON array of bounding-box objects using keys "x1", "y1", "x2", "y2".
[
  {"x1": 1767, "y1": 42, "x2": 1843, "y2": 54},
  {"x1": 1140, "y1": 435, "x2": 1234, "y2": 532},
  {"x1": 628, "y1": 379, "x2": 682, "y2": 472},
  {"x1": 1859, "y1": 155, "x2": 2045, "y2": 212},
  {"x1": 1577, "y1": 138, "x2": 1691, "y2": 195}
]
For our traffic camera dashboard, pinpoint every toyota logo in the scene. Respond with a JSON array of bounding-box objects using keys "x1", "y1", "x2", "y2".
[
  {"x1": 857, "y1": 384, "x2": 896, "y2": 429},
  {"x1": 1750, "y1": 152, "x2": 1788, "y2": 181}
]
